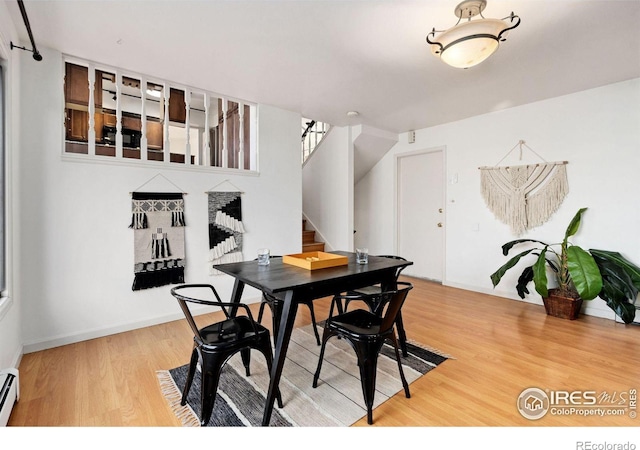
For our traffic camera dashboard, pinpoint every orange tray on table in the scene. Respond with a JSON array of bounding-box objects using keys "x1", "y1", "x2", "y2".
[{"x1": 282, "y1": 251, "x2": 348, "y2": 270}]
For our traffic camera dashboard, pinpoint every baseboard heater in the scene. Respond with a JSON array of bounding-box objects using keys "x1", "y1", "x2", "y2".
[{"x1": 0, "y1": 368, "x2": 19, "y2": 426}]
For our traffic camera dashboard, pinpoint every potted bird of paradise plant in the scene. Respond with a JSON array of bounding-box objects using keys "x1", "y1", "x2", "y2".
[{"x1": 490, "y1": 208, "x2": 640, "y2": 323}]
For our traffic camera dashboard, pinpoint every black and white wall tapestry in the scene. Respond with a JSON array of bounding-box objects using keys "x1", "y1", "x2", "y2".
[
  {"x1": 129, "y1": 192, "x2": 186, "y2": 290},
  {"x1": 208, "y1": 191, "x2": 245, "y2": 275},
  {"x1": 479, "y1": 141, "x2": 569, "y2": 236}
]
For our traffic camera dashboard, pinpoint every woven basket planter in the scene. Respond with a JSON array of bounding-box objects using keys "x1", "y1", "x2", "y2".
[{"x1": 543, "y1": 289, "x2": 583, "y2": 320}]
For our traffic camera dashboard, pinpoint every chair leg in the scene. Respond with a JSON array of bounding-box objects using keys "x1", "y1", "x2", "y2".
[
  {"x1": 395, "y1": 311, "x2": 408, "y2": 357},
  {"x1": 199, "y1": 352, "x2": 224, "y2": 426},
  {"x1": 181, "y1": 346, "x2": 199, "y2": 406},
  {"x1": 354, "y1": 341, "x2": 380, "y2": 425},
  {"x1": 257, "y1": 300, "x2": 267, "y2": 324},
  {"x1": 270, "y1": 300, "x2": 283, "y2": 343},
  {"x1": 312, "y1": 328, "x2": 332, "y2": 388},
  {"x1": 306, "y1": 302, "x2": 321, "y2": 346},
  {"x1": 333, "y1": 296, "x2": 344, "y2": 340},
  {"x1": 240, "y1": 348, "x2": 251, "y2": 377},
  {"x1": 389, "y1": 334, "x2": 410, "y2": 398}
]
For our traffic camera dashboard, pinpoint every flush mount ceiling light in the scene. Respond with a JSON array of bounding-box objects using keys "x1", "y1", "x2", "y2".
[{"x1": 426, "y1": 0, "x2": 520, "y2": 69}]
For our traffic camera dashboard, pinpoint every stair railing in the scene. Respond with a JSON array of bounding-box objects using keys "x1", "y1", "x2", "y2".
[{"x1": 302, "y1": 118, "x2": 330, "y2": 163}]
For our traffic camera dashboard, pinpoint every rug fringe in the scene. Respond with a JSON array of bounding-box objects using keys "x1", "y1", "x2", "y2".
[
  {"x1": 407, "y1": 339, "x2": 456, "y2": 360},
  {"x1": 156, "y1": 370, "x2": 201, "y2": 427}
]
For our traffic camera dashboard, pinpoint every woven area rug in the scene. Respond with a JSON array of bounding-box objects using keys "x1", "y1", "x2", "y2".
[{"x1": 157, "y1": 324, "x2": 452, "y2": 427}]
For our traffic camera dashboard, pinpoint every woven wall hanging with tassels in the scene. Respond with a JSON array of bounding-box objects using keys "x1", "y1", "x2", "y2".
[
  {"x1": 479, "y1": 140, "x2": 569, "y2": 236},
  {"x1": 129, "y1": 175, "x2": 186, "y2": 290},
  {"x1": 207, "y1": 180, "x2": 245, "y2": 275}
]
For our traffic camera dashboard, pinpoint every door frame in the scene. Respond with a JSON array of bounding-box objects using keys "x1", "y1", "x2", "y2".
[{"x1": 393, "y1": 146, "x2": 447, "y2": 282}]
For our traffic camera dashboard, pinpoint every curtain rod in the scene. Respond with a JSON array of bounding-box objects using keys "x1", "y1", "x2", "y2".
[{"x1": 10, "y1": 0, "x2": 42, "y2": 61}]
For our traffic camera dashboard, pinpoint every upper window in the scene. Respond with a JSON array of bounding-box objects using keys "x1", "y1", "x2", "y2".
[{"x1": 63, "y1": 58, "x2": 257, "y2": 171}]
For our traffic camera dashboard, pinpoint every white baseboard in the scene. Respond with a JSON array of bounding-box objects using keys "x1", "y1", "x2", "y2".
[
  {"x1": 443, "y1": 280, "x2": 616, "y2": 321},
  {"x1": 23, "y1": 311, "x2": 186, "y2": 354},
  {"x1": 23, "y1": 295, "x2": 263, "y2": 354}
]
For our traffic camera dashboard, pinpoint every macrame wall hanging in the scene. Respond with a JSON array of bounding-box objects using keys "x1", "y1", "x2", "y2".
[
  {"x1": 207, "y1": 180, "x2": 245, "y2": 275},
  {"x1": 129, "y1": 175, "x2": 186, "y2": 290},
  {"x1": 479, "y1": 140, "x2": 569, "y2": 236}
]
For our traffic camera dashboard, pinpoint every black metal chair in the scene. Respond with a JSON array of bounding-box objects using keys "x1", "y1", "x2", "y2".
[
  {"x1": 256, "y1": 256, "x2": 321, "y2": 346},
  {"x1": 312, "y1": 282, "x2": 414, "y2": 425},
  {"x1": 341, "y1": 255, "x2": 410, "y2": 356},
  {"x1": 171, "y1": 283, "x2": 283, "y2": 426}
]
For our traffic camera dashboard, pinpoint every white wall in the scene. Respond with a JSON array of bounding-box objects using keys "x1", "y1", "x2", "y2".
[
  {"x1": 17, "y1": 46, "x2": 301, "y2": 353},
  {"x1": 302, "y1": 126, "x2": 354, "y2": 251},
  {"x1": 356, "y1": 78, "x2": 640, "y2": 320},
  {"x1": 0, "y1": 0, "x2": 23, "y2": 370},
  {"x1": 354, "y1": 155, "x2": 396, "y2": 254}
]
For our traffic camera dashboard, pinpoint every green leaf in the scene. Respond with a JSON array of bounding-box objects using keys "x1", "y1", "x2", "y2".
[
  {"x1": 612, "y1": 302, "x2": 637, "y2": 324},
  {"x1": 546, "y1": 258, "x2": 560, "y2": 273},
  {"x1": 516, "y1": 266, "x2": 534, "y2": 299},
  {"x1": 490, "y1": 249, "x2": 536, "y2": 287},
  {"x1": 501, "y1": 239, "x2": 547, "y2": 256},
  {"x1": 599, "y1": 285, "x2": 637, "y2": 324},
  {"x1": 592, "y1": 254, "x2": 638, "y2": 301},
  {"x1": 532, "y1": 248, "x2": 549, "y2": 298},
  {"x1": 564, "y1": 208, "x2": 587, "y2": 242},
  {"x1": 566, "y1": 246, "x2": 602, "y2": 300},
  {"x1": 590, "y1": 249, "x2": 640, "y2": 290}
]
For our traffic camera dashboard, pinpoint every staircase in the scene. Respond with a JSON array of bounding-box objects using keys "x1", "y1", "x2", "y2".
[
  {"x1": 302, "y1": 118, "x2": 329, "y2": 164},
  {"x1": 302, "y1": 219, "x2": 325, "y2": 252}
]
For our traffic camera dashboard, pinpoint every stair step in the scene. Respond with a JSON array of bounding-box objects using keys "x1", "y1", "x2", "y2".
[
  {"x1": 303, "y1": 230, "x2": 316, "y2": 244},
  {"x1": 303, "y1": 242, "x2": 325, "y2": 252},
  {"x1": 302, "y1": 219, "x2": 324, "y2": 252}
]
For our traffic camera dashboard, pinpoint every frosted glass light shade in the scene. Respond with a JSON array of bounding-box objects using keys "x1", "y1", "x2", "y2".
[{"x1": 429, "y1": 18, "x2": 511, "y2": 69}]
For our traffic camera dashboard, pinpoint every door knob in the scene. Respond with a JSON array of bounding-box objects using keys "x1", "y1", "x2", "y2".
[
  {"x1": 437, "y1": 222, "x2": 443, "y2": 227},
  {"x1": 439, "y1": 208, "x2": 443, "y2": 213}
]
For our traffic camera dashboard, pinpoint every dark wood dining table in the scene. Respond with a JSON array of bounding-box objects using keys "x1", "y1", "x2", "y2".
[{"x1": 214, "y1": 250, "x2": 413, "y2": 426}]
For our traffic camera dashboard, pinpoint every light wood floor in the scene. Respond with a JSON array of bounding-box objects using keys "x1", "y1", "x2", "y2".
[{"x1": 8, "y1": 277, "x2": 640, "y2": 427}]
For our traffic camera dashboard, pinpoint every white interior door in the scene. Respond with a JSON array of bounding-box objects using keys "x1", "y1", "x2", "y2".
[{"x1": 397, "y1": 149, "x2": 444, "y2": 282}]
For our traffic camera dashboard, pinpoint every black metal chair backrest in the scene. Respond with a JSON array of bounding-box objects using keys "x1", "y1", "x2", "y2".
[
  {"x1": 171, "y1": 283, "x2": 259, "y2": 345},
  {"x1": 376, "y1": 281, "x2": 413, "y2": 333},
  {"x1": 376, "y1": 255, "x2": 408, "y2": 282}
]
